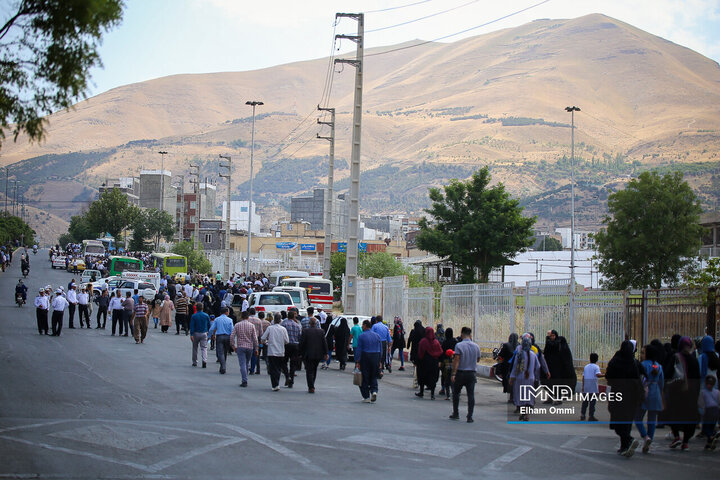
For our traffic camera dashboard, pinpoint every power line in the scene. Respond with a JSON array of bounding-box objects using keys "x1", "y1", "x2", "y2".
[
  {"x1": 367, "y1": 0, "x2": 480, "y2": 33},
  {"x1": 363, "y1": 0, "x2": 552, "y2": 58},
  {"x1": 364, "y1": 0, "x2": 434, "y2": 14}
]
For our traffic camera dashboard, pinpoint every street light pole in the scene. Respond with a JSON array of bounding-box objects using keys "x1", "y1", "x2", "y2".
[
  {"x1": 189, "y1": 164, "x2": 200, "y2": 250},
  {"x1": 174, "y1": 175, "x2": 184, "y2": 242},
  {"x1": 245, "y1": 100, "x2": 263, "y2": 277},
  {"x1": 158, "y1": 151, "x2": 168, "y2": 213},
  {"x1": 4, "y1": 167, "x2": 8, "y2": 215},
  {"x1": 219, "y1": 154, "x2": 232, "y2": 280},
  {"x1": 565, "y1": 105, "x2": 580, "y2": 346}
]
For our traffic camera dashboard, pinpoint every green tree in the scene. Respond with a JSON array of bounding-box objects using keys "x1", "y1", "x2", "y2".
[
  {"x1": 0, "y1": 214, "x2": 35, "y2": 245},
  {"x1": 85, "y1": 188, "x2": 139, "y2": 240},
  {"x1": 171, "y1": 240, "x2": 212, "y2": 274},
  {"x1": 144, "y1": 208, "x2": 175, "y2": 251},
  {"x1": 329, "y1": 252, "x2": 347, "y2": 292},
  {"x1": 417, "y1": 167, "x2": 536, "y2": 283},
  {"x1": 0, "y1": 0, "x2": 124, "y2": 149},
  {"x1": 535, "y1": 236, "x2": 563, "y2": 251},
  {"x1": 128, "y1": 214, "x2": 149, "y2": 252},
  {"x1": 595, "y1": 171, "x2": 704, "y2": 289},
  {"x1": 360, "y1": 251, "x2": 406, "y2": 278},
  {"x1": 67, "y1": 213, "x2": 99, "y2": 242}
]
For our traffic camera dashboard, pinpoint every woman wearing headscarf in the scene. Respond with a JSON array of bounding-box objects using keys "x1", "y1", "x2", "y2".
[
  {"x1": 499, "y1": 333, "x2": 519, "y2": 403},
  {"x1": 391, "y1": 316, "x2": 406, "y2": 371},
  {"x1": 509, "y1": 333, "x2": 539, "y2": 421},
  {"x1": 439, "y1": 327, "x2": 457, "y2": 400},
  {"x1": 333, "y1": 316, "x2": 351, "y2": 371},
  {"x1": 158, "y1": 294, "x2": 174, "y2": 333},
  {"x1": 634, "y1": 343, "x2": 664, "y2": 454},
  {"x1": 543, "y1": 329, "x2": 577, "y2": 405},
  {"x1": 606, "y1": 340, "x2": 643, "y2": 457},
  {"x1": 406, "y1": 320, "x2": 425, "y2": 388},
  {"x1": 665, "y1": 336, "x2": 701, "y2": 450},
  {"x1": 416, "y1": 327, "x2": 443, "y2": 399},
  {"x1": 435, "y1": 324, "x2": 445, "y2": 345}
]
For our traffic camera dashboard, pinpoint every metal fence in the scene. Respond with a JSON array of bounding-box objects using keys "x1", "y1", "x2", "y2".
[
  {"x1": 350, "y1": 276, "x2": 716, "y2": 368},
  {"x1": 205, "y1": 250, "x2": 323, "y2": 276}
]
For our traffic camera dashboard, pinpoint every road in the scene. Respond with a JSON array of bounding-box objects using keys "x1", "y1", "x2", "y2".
[{"x1": 0, "y1": 250, "x2": 715, "y2": 479}]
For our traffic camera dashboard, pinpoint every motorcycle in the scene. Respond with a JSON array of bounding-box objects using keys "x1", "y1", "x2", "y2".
[
  {"x1": 491, "y1": 347, "x2": 505, "y2": 383},
  {"x1": 22, "y1": 266, "x2": 29, "y2": 278},
  {"x1": 33, "y1": 247, "x2": 38, "y2": 255},
  {"x1": 15, "y1": 292, "x2": 25, "y2": 307}
]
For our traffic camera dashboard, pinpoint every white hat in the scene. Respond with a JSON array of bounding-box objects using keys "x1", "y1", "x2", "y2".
[
  {"x1": 39, "y1": 288, "x2": 44, "y2": 293},
  {"x1": 629, "y1": 339, "x2": 637, "y2": 351},
  {"x1": 56, "y1": 289, "x2": 63, "y2": 294}
]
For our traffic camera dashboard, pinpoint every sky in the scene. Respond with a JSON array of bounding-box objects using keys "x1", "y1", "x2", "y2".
[{"x1": 88, "y1": 0, "x2": 720, "y2": 96}]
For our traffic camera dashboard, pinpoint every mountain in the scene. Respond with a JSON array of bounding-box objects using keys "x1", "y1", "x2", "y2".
[{"x1": 3, "y1": 13, "x2": 720, "y2": 241}]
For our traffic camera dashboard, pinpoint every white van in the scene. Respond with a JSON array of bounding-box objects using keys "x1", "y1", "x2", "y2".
[
  {"x1": 279, "y1": 277, "x2": 333, "y2": 312},
  {"x1": 268, "y1": 270, "x2": 309, "y2": 287},
  {"x1": 272, "y1": 286, "x2": 311, "y2": 317},
  {"x1": 120, "y1": 271, "x2": 161, "y2": 291}
]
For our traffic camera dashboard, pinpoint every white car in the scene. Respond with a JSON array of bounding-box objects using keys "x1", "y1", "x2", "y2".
[
  {"x1": 81, "y1": 269, "x2": 102, "y2": 283},
  {"x1": 51, "y1": 256, "x2": 67, "y2": 269},
  {"x1": 272, "y1": 286, "x2": 311, "y2": 317},
  {"x1": 247, "y1": 291, "x2": 295, "y2": 315},
  {"x1": 114, "y1": 279, "x2": 157, "y2": 301}
]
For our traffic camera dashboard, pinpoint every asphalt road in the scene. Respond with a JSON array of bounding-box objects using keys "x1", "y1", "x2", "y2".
[{"x1": 0, "y1": 250, "x2": 716, "y2": 479}]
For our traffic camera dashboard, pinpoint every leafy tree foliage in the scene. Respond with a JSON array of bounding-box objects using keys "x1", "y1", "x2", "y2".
[
  {"x1": 171, "y1": 240, "x2": 212, "y2": 274},
  {"x1": 132, "y1": 208, "x2": 174, "y2": 251},
  {"x1": 417, "y1": 167, "x2": 535, "y2": 283},
  {"x1": 595, "y1": 171, "x2": 704, "y2": 289},
  {"x1": 685, "y1": 257, "x2": 720, "y2": 289},
  {"x1": 84, "y1": 188, "x2": 139, "y2": 240},
  {"x1": 535, "y1": 236, "x2": 563, "y2": 251},
  {"x1": 67, "y1": 214, "x2": 99, "y2": 243},
  {"x1": 0, "y1": 214, "x2": 35, "y2": 245},
  {"x1": 360, "y1": 251, "x2": 407, "y2": 279},
  {"x1": 0, "y1": 0, "x2": 124, "y2": 148}
]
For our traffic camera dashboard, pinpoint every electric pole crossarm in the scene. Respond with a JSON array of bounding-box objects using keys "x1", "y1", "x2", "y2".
[{"x1": 334, "y1": 59, "x2": 360, "y2": 67}]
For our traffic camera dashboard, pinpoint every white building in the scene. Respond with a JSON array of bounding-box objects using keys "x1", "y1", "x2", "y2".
[
  {"x1": 555, "y1": 228, "x2": 596, "y2": 250},
  {"x1": 221, "y1": 201, "x2": 261, "y2": 234}
]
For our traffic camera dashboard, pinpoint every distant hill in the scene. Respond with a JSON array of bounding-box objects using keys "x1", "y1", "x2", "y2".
[{"x1": 3, "y1": 13, "x2": 719, "y2": 236}]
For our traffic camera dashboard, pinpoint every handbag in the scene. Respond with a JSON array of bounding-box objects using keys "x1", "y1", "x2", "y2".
[{"x1": 353, "y1": 368, "x2": 362, "y2": 386}]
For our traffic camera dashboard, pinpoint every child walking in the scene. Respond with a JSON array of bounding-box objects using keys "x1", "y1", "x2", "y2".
[{"x1": 580, "y1": 353, "x2": 603, "y2": 421}]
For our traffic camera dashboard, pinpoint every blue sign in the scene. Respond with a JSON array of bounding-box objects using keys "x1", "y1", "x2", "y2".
[
  {"x1": 336, "y1": 242, "x2": 366, "y2": 253},
  {"x1": 300, "y1": 244, "x2": 316, "y2": 251},
  {"x1": 276, "y1": 242, "x2": 297, "y2": 250}
]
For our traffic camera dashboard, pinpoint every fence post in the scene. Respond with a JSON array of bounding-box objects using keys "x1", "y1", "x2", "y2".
[
  {"x1": 472, "y1": 284, "x2": 479, "y2": 338},
  {"x1": 708, "y1": 287, "x2": 717, "y2": 339},
  {"x1": 641, "y1": 289, "x2": 648, "y2": 345},
  {"x1": 524, "y1": 286, "x2": 529, "y2": 332}
]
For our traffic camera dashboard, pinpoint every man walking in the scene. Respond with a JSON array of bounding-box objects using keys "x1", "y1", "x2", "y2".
[
  {"x1": 109, "y1": 290, "x2": 124, "y2": 335},
  {"x1": 50, "y1": 289, "x2": 69, "y2": 336},
  {"x1": 281, "y1": 310, "x2": 302, "y2": 388},
  {"x1": 230, "y1": 311, "x2": 259, "y2": 387},
  {"x1": 299, "y1": 317, "x2": 328, "y2": 393},
  {"x1": 66, "y1": 284, "x2": 78, "y2": 329},
  {"x1": 174, "y1": 291, "x2": 189, "y2": 335},
  {"x1": 208, "y1": 306, "x2": 233, "y2": 374},
  {"x1": 372, "y1": 315, "x2": 392, "y2": 372},
  {"x1": 355, "y1": 320, "x2": 382, "y2": 403},
  {"x1": 261, "y1": 314, "x2": 289, "y2": 391},
  {"x1": 131, "y1": 296, "x2": 149, "y2": 344},
  {"x1": 96, "y1": 289, "x2": 109, "y2": 328},
  {"x1": 189, "y1": 304, "x2": 211, "y2": 368},
  {"x1": 449, "y1": 327, "x2": 481, "y2": 423},
  {"x1": 300, "y1": 306, "x2": 315, "y2": 329},
  {"x1": 121, "y1": 291, "x2": 135, "y2": 337},
  {"x1": 34, "y1": 288, "x2": 49, "y2": 335},
  {"x1": 77, "y1": 286, "x2": 91, "y2": 328}
]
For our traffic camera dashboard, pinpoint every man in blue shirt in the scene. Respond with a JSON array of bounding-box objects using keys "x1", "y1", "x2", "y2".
[
  {"x1": 355, "y1": 320, "x2": 383, "y2": 403},
  {"x1": 189, "y1": 303, "x2": 211, "y2": 368},
  {"x1": 449, "y1": 326, "x2": 482, "y2": 423},
  {"x1": 371, "y1": 315, "x2": 392, "y2": 372},
  {"x1": 208, "y1": 306, "x2": 233, "y2": 374}
]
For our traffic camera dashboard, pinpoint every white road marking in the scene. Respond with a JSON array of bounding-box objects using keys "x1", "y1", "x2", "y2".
[
  {"x1": 0, "y1": 420, "x2": 68, "y2": 434},
  {"x1": 340, "y1": 432, "x2": 474, "y2": 458},
  {"x1": 483, "y1": 446, "x2": 532, "y2": 471},
  {"x1": 147, "y1": 437, "x2": 245, "y2": 472},
  {"x1": 560, "y1": 435, "x2": 587, "y2": 449},
  {"x1": 222, "y1": 424, "x2": 326, "y2": 475}
]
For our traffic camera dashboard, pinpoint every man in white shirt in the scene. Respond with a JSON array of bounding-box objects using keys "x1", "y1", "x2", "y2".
[
  {"x1": 318, "y1": 308, "x2": 327, "y2": 325},
  {"x1": 184, "y1": 282, "x2": 193, "y2": 298},
  {"x1": 77, "y1": 286, "x2": 91, "y2": 328},
  {"x1": 241, "y1": 295, "x2": 249, "y2": 313},
  {"x1": 109, "y1": 290, "x2": 124, "y2": 336},
  {"x1": 51, "y1": 289, "x2": 69, "y2": 336},
  {"x1": 261, "y1": 315, "x2": 289, "y2": 391},
  {"x1": 66, "y1": 284, "x2": 78, "y2": 329},
  {"x1": 34, "y1": 288, "x2": 49, "y2": 335}
]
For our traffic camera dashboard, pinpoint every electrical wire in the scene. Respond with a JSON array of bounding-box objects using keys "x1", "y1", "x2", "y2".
[
  {"x1": 366, "y1": 0, "x2": 481, "y2": 33},
  {"x1": 364, "y1": 0, "x2": 434, "y2": 14},
  {"x1": 363, "y1": 0, "x2": 552, "y2": 58}
]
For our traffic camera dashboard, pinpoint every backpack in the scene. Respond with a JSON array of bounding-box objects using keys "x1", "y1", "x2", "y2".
[{"x1": 667, "y1": 353, "x2": 688, "y2": 392}]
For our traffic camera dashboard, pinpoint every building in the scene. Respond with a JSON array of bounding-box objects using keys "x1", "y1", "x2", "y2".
[
  {"x1": 290, "y1": 188, "x2": 349, "y2": 239},
  {"x1": 198, "y1": 219, "x2": 226, "y2": 250},
  {"x1": 139, "y1": 170, "x2": 176, "y2": 216},
  {"x1": 700, "y1": 212, "x2": 720, "y2": 258},
  {"x1": 176, "y1": 182, "x2": 217, "y2": 242},
  {"x1": 98, "y1": 177, "x2": 139, "y2": 206},
  {"x1": 555, "y1": 228, "x2": 596, "y2": 250},
  {"x1": 221, "y1": 200, "x2": 261, "y2": 234}
]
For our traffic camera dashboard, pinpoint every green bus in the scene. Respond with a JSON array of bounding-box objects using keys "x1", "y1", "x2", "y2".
[
  {"x1": 150, "y1": 253, "x2": 187, "y2": 277},
  {"x1": 108, "y1": 256, "x2": 144, "y2": 277}
]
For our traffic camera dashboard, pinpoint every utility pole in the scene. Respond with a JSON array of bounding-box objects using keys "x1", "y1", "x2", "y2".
[
  {"x1": 189, "y1": 164, "x2": 200, "y2": 250},
  {"x1": 11, "y1": 180, "x2": 18, "y2": 216},
  {"x1": 4, "y1": 167, "x2": 8, "y2": 215},
  {"x1": 317, "y1": 105, "x2": 335, "y2": 279},
  {"x1": 245, "y1": 100, "x2": 263, "y2": 277},
  {"x1": 175, "y1": 175, "x2": 185, "y2": 242},
  {"x1": 219, "y1": 154, "x2": 232, "y2": 280},
  {"x1": 335, "y1": 12, "x2": 363, "y2": 313},
  {"x1": 158, "y1": 151, "x2": 168, "y2": 213},
  {"x1": 565, "y1": 105, "x2": 580, "y2": 347}
]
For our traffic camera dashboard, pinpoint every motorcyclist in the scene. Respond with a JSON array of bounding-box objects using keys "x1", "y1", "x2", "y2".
[
  {"x1": 33, "y1": 244, "x2": 38, "y2": 254},
  {"x1": 15, "y1": 279, "x2": 28, "y2": 302},
  {"x1": 21, "y1": 255, "x2": 30, "y2": 274}
]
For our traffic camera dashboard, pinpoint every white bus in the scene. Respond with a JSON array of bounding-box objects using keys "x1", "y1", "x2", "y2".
[{"x1": 82, "y1": 239, "x2": 105, "y2": 257}]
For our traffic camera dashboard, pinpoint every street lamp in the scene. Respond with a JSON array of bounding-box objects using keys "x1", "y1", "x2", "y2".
[
  {"x1": 565, "y1": 105, "x2": 580, "y2": 345},
  {"x1": 158, "y1": 151, "x2": 168, "y2": 212},
  {"x1": 245, "y1": 100, "x2": 263, "y2": 277}
]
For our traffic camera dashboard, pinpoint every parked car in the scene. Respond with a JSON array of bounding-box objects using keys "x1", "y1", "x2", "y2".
[
  {"x1": 67, "y1": 258, "x2": 86, "y2": 273},
  {"x1": 81, "y1": 269, "x2": 102, "y2": 284},
  {"x1": 114, "y1": 279, "x2": 157, "y2": 301},
  {"x1": 246, "y1": 291, "x2": 295, "y2": 315},
  {"x1": 51, "y1": 256, "x2": 67, "y2": 269},
  {"x1": 272, "y1": 286, "x2": 311, "y2": 317}
]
